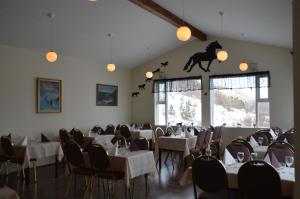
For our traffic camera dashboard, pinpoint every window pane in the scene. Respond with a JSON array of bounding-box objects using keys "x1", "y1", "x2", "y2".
[
  {"x1": 158, "y1": 84, "x2": 165, "y2": 103},
  {"x1": 259, "y1": 77, "x2": 269, "y2": 99},
  {"x1": 155, "y1": 104, "x2": 166, "y2": 125},
  {"x1": 211, "y1": 89, "x2": 256, "y2": 127},
  {"x1": 257, "y1": 102, "x2": 270, "y2": 127},
  {"x1": 167, "y1": 91, "x2": 201, "y2": 126}
]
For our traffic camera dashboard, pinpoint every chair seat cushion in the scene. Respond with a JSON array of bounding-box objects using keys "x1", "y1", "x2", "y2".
[{"x1": 73, "y1": 167, "x2": 94, "y2": 176}]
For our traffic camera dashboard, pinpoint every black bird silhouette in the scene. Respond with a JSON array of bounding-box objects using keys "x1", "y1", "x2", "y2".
[
  {"x1": 132, "y1": 92, "x2": 140, "y2": 97},
  {"x1": 152, "y1": 68, "x2": 160, "y2": 74},
  {"x1": 161, "y1": 61, "x2": 169, "y2": 67},
  {"x1": 138, "y1": 84, "x2": 146, "y2": 90}
]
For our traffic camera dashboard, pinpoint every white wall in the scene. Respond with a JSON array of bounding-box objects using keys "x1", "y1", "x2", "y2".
[
  {"x1": 131, "y1": 36, "x2": 293, "y2": 143},
  {"x1": 0, "y1": 44, "x2": 132, "y2": 138}
]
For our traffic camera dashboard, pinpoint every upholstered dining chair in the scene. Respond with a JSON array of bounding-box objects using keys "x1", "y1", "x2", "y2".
[
  {"x1": 165, "y1": 126, "x2": 175, "y2": 136},
  {"x1": 1, "y1": 136, "x2": 25, "y2": 179},
  {"x1": 63, "y1": 142, "x2": 94, "y2": 199},
  {"x1": 226, "y1": 140, "x2": 252, "y2": 162},
  {"x1": 276, "y1": 132, "x2": 295, "y2": 146},
  {"x1": 73, "y1": 129, "x2": 85, "y2": 147},
  {"x1": 104, "y1": 124, "x2": 115, "y2": 135},
  {"x1": 119, "y1": 125, "x2": 131, "y2": 141},
  {"x1": 154, "y1": 127, "x2": 165, "y2": 140},
  {"x1": 87, "y1": 144, "x2": 124, "y2": 198},
  {"x1": 141, "y1": 123, "x2": 152, "y2": 130},
  {"x1": 250, "y1": 129, "x2": 272, "y2": 146},
  {"x1": 238, "y1": 160, "x2": 282, "y2": 199},
  {"x1": 132, "y1": 137, "x2": 149, "y2": 151},
  {"x1": 192, "y1": 156, "x2": 229, "y2": 199},
  {"x1": 59, "y1": 128, "x2": 70, "y2": 146},
  {"x1": 110, "y1": 135, "x2": 127, "y2": 147},
  {"x1": 190, "y1": 129, "x2": 207, "y2": 159},
  {"x1": 265, "y1": 141, "x2": 294, "y2": 167},
  {"x1": 90, "y1": 125, "x2": 104, "y2": 135}
]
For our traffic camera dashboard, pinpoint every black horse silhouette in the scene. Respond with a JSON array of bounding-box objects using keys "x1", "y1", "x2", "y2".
[
  {"x1": 145, "y1": 77, "x2": 152, "y2": 82},
  {"x1": 152, "y1": 68, "x2": 160, "y2": 74},
  {"x1": 138, "y1": 84, "x2": 146, "y2": 90},
  {"x1": 161, "y1": 61, "x2": 169, "y2": 67},
  {"x1": 183, "y1": 41, "x2": 223, "y2": 72},
  {"x1": 132, "y1": 92, "x2": 140, "y2": 97}
]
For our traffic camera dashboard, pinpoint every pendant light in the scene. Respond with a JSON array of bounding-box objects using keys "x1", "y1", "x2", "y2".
[
  {"x1": 217, "y1": 11, "x2": 228, "y2": 62},
  {"x1": 107, "y1": 33, "x2": 116, "y2": 72},
  {"x1": 145, "y1": 71, "x2": 153, "y2": 79},
  {"x1": 45, "y1": 13, "x2": 58, "y2": 63},
  {"x1": 176, "y1": 0, "x2": 191, "y2": 42},
  {"x1": 239, "y1": 62, "x2": 248, "y2": 71}
]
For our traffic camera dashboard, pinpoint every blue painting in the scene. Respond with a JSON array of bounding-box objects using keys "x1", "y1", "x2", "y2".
[
  {"x1": 37, "y1": 78, "x2": 62, "y2": 113},
  {"x1": 96, "y1": 84, "x2": 118, "y2": 106}
]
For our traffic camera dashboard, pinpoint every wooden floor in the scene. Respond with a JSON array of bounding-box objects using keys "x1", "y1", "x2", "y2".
[{"x1": 4, "y1": 157, "x2": 195, "y2": 199}]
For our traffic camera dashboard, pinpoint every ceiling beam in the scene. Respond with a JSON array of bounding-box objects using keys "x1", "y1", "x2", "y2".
[{"x1": 129, "y1": 0, "x2": 207, "y2": 41}]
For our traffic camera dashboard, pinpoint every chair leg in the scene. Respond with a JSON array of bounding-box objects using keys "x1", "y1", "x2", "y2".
[
  {"x1": 145, "y1": 174, "x2": 148, "y2": 199},
  {"x1": 64, "y1": 174, "x2": 72, "y2": 199},
  {"x1": 5, "y1": 162, "x2": 8, "y2": 176},
  {"x1": 164, "y1": 152, "x2": 170, "y2": 164},
  {"x1": 32, "y1": 161, "x2": 37, "y2": 183},
  {"x1": 21, "y1": 166, "x2": 25, "y2": 180}
]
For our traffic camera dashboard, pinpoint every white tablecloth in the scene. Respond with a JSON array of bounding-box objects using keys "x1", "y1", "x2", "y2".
[
  {"x1": 28, "y1": 142, "x2": 64, "y2": 161},
  {"x1": 91, "y1": 135, "x2": 115, "y2": 150},
  {"x1": 111, "y1": 149, "x2": 157, "y2": 187},
  {"x1": 252, "y1": 146, "x2": 268, "y2": 159},
  {"x1": 131, "y1": 129, "x2": 154, "y2": 140},
  {"x1": 180, "y1": 163, "x2": 294, "y2": 196},
  {"x1": 156, "y1": 135, "x2": 197, "y2": 158},
  {"x1": 0, "y1": 186, "x2": 20, "y2": 199}
]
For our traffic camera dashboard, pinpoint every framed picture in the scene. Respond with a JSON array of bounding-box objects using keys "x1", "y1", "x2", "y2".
[
  {"x1": 36, "y1": 77, "x2": 62, "y2": 113},
  {"x1": 96, "y1": 84, "x2": 118, "y2": 106}
]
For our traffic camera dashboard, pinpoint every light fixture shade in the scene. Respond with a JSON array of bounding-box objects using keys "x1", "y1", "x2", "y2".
[
  {"x1": 176, "y1": 26, "x2": 191, "y2": 42},
  {"x1": 217, "y1": 50, "x2": 228, "y2": 62},
  {"x1": 45, "y1": 50, "x2": 58, "y2": 63},
  {"x1": 239, "y1": 62, "x2": 248, "y2": 71},
  {"x1": 107, "y1": 63, "x2": 116, "y2": 72},
  {"x1": 145, "y1": 71, "x2": 153, "y2": 79}
]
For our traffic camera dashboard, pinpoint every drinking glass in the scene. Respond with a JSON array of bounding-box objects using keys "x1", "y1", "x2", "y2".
[
  {"x1": 206, "y1": 149, "x2": 212, "y2": 156},
  {"x1": 258, "y1": 137, "x2": 264, "y2": 146},
  {"x1": 250, "y1": 152, "x2": 258, "y2": 160},
  {"x1": 237, "y1": 152, "x2": 245, "y2": 163},
  {"x1": 285, "y1": 156, "x2": 294, "y2": 168}
]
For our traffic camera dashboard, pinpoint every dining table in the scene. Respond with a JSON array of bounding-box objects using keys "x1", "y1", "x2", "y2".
[{"x1": 155, "y1": 134, "x2": 197, "y2": 169}]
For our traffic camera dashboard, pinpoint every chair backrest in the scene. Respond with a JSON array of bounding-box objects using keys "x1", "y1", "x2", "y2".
[
  {"x1": 69, "y1": 128, "x2": 76, "y2": 136},
  {"x1": 251, "y1": 132, "x2": 270, "y2": 146},
  {"x1": 192, "y1": 156, "x2": 227, "y2": 194},
  {"x1": 87, "y1": 144, "x2": 110, "y2": 172},
  {"x1": 59, "y1": 129, "x2": 70, "y2": 144},
  {"x1": 226, "y1": 141, "x2": 251, "y2": 162},
  {"x1": 1, "y1": 136, "x2": 14, "y2": 156},
  {"x1": 266, "y1": 141, "x2": 294, "y2": 165},
  {"x1": 203, "y1": 128, "x2": 213, "y2": 146},
  {"x1": 195, "y1": 129, "x2": 206, "y2": 149},
  {"x1": 64, "y1": 142, "x2": 84, "y2": 167},
  {"x1": 165, "y1": 126, "x2": 175, "y2": 136},
  {"x1": 120, "y1": 125, "x2": 131, "y2": 139},
  {"x1": 73, "y1": 129, "x2": 84, "y2": 146},
  {"x1": 111, "y1": 135, "x2": 126, "y2": 147},
  {"x1": 276, "y1": 132, "x2": 294, "y2": 145},
  {"x1": 104, "y1": 124, "x2": 115, "y2": 135},
  {"x1": 271, "y1": 126, "x2": 283, "y2": 135},
  {"x1": 212, "y1": 125, "x2": 223, "y2": 141},
  {"x1": 154, "y1": 127, "x2": 165, "y2": 139},
  {"x1": 142, "y1": 123, "x2": 152, "y2": 130},
  {"x1": 232, "y1": 138, "x2": 254, "y2": 153},
  {"x1": 91, "y1": 125, "x2": 104, "y2": 134},
  {"x1": 238, "y1": 160, "x2": 282, "y2": 199},
  {"x1": 132, "y1": 137, "x2": 149, "y2": 150}
]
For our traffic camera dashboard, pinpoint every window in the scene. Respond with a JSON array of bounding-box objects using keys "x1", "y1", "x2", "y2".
[
  {"x1": 154, "y1": 77, "x2": 202, "y2": 126},
  {"x1": 210, "y1": 72, "x2": 270, "y2": 128}
]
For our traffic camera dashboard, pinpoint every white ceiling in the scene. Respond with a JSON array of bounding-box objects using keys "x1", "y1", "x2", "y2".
[{"x1": 0, "y1": 0, "x2": 292, "y2": 68}]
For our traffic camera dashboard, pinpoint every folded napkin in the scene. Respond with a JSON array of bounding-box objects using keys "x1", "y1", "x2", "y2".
[
  {"x1": 41, "y1": 133, "x2": 50, "y2": 143},
  {"x1": 223, "y1": 148, "x2": 236, "y2": 165},
  {"x1": 249, "y1": 136, "x2": 259, "y2": 148},
  {"x1": 18, "y1": 136, "x2": 28, "y2": 146},
  {"x1": 284, "y1": 138, "x2": 288, "y2": 143},
  {"x1": 110, "y1": 142, "x2": 118, "y2": 156},
  {"x1": 185, "y1": 131, "x2": 193, "y2": 138},
  {"x1": 269, "y1": 129, "x2": 277, "y2": 139},
  {"x1": 264, "y1": 153, "x2": 271, "y2": 163},
  {"x1": 271, "y1": 152, "x2": 281, "y2": 168}
]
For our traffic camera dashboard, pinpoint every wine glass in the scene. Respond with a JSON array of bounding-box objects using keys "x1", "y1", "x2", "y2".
[
  {"x1": 206, "y1": 148, "x2": 212, "y2": 156},
  {"x1": 258, "y1": 137, "x2": 264, "y2": 146},
  {"x1": 285, "y1": 156, "x2": 294, "y2": 168},
  {"x1": 237, "y1": 152, "x2": 245, "y2": 163},
  {"x1": 250, "y1": 152, "x2": 258, "y2": 161}
]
